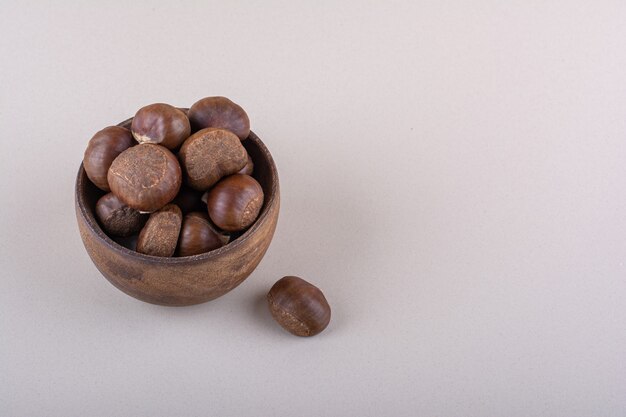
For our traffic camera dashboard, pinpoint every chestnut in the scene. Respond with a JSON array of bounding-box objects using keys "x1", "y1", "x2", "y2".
[
  {"x1": 177, "y1": 212, "x2": 228, "y2": 257},
  {"x1": 267, "y1": 276, "x2": 331, "y2": 337},
  {"x1": 206, "y1": 174, "x2": 264, "y2": 232},
  {"x1": 107, "y1": 143, "x2": 182, "y2": 212},
  {"x1": 136, "y1": 204, "x2": 182, "y2": 257},
  {"x1": 131, "y1": 103, "x2": 190, "y2": 149},
  {"x1": 83, "y1": 126, "x2": 134, "y2": 191},
  {"x1": 188, "y1": 96, "x2": 250, "y2": 140},
  {"x1": 95, "y1": 193, "x2": 148, "y2": 236},
  {"x1": 178, "y1": 128, "x2": 247, "y2": 191},
  {"x1": 237, "y1": 152, "x2": 254, "y2": 175}
]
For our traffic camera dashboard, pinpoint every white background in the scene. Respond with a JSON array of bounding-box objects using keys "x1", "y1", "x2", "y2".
[{"x1": 1, "y1": 1, "x2": 625, "y2": 416}]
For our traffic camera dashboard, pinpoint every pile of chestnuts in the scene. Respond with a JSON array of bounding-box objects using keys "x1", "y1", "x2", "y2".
[
  {"x1": 83, "y1": 97, "x2": 332, "y2": 337},
  {"x1": 83, "y1": 96, "x2": 263, "y2": 257}
]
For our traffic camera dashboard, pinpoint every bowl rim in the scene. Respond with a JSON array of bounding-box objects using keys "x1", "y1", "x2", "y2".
[{"x1": 76, "y1": 120, "x2": 279, "y2": 265}]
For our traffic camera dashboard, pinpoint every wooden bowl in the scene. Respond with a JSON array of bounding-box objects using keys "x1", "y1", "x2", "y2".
[{"x1": 75, "y1": 115, "x2": 280, "y2": 306}]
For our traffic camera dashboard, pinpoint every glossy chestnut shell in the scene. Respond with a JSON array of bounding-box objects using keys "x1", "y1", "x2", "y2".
[
  {"x1": 83, "y1": 126, "x2": 134, "y2": 192},
  {"x1": 267, "y1": 276, "x2": 331, "y2": 337},
  {"x1": 206, "y1": 174, "x2": 264, "y2": 232},
  {"x1": 188, "y1": 96, "x2": 250, "y2": 140},
  {"x1": 177, "y1": 212, "x2": 227, "y2": 257},
  {"x1": 131, "y1": 103, "x2": 190, "y2": 149}
]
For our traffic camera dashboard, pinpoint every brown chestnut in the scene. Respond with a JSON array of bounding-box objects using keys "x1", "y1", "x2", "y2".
[
  {"x1": 177, "y1": 212, "x2": 228, "y2": 257},
  {"x1": 131, "y1": 103, "x2": 190, "y2": 149},
  {"x1": 95, "y1": 193, "x2": 148, "y2": 236},
  {"x1": 178, "y1": 128, "x2": 247, "y2": 191},
  {"x1": 83, "y1": 126, "x2": 134, "y2": 191},
  {"x1": 188, "y1": 96, "x2": 250, "y2": 140},
  {"x1": 206, "y1": 174, "x2": 264, "y2": 232},
  {"x1": 237, "y1": 152, "x2": 254, "y2": 175},
  {"x1": 267, "y1": 276, "x2": 331, "y2": 337},
  {"x1": 108, "y1": 143, "x2": 182, "y2": 212},
  {"x1": 136, "y1": 204, "x2": 182, "y2": 257}
]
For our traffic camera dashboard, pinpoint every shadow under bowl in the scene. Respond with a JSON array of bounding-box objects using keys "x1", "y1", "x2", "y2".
[{"x1": 75, "y1": 115, "x2": 280, "y2": 306}]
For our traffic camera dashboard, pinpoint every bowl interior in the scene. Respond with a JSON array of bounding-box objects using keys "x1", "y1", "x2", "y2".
[{"x1": 76, "y1": 119, "x2": 278, "y2": 263}]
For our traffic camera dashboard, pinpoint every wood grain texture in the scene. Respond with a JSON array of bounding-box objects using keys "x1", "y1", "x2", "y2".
[{"x1": 75, "y1": 113, "x2": 279, "y2": 306}]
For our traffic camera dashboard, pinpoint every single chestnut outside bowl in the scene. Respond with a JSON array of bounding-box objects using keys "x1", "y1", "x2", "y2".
[{"x1": 75, "y1": 113, "x2": 280, "y2": 306}]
